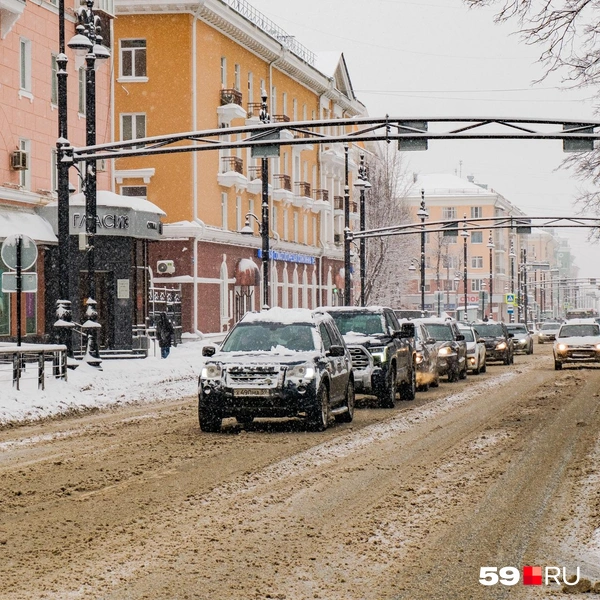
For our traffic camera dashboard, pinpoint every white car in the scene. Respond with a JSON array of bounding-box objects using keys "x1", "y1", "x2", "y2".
[
  {"x1": 458, "y1": 324, "x2": 487, "y2": 375},
  {"x1": 553, "y1": 320, "x2": 600, "y2": 370},
  {"x1": 538, "y1": 322, "x2": 561, "y2": 344}
]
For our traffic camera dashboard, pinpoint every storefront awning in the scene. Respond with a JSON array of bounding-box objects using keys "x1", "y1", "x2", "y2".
[
  {"x1": 0, "y1": 206, "x2": 57, "y2": 244},
  {"x1": 39, "y1": 191, "x2": 166, "y2": 241}
]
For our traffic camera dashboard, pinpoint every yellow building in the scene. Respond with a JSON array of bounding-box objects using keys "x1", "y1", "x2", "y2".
[{"x1": 112, "y1": 0, "x2": 366, "y2": 333}]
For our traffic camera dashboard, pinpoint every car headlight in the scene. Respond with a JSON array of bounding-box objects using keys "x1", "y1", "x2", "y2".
[
  {"x1": 596, "y1": 343, "x2": 600, "y2": 351},
  {"x1": 287, "y1": 364, "x2": 316, "y2": 379},
  {"x1": 370, "y1": 346, "x2": 388, "y2": 364},
  {"x1": 201, "y1": 364, "x2": 222, "y2": 379},
  {"x1": 495, "y1": 341, "x2": 507, "y2": 350},
  {"x1": 519, "y1": 339, "x2": 527, "y2": 345},
  {"x1": 557, "y1": 343, "x2": 568, "y2": 352},
  {"x1": 438, "y1": 346, "x2": 453, "y2": 356},
  {"x1": 415, "y1": 352, "x2": 424, "y2": 365}
]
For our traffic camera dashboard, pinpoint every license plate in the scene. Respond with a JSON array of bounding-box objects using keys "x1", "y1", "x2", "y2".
[{"x1": 234, "y1": 388, "x2": 270, "y2": 397}]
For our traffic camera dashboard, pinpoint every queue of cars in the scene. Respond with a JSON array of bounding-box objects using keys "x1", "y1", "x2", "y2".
[{"x1": 197, "y1": 306, "x2": 532, "y2": 433}]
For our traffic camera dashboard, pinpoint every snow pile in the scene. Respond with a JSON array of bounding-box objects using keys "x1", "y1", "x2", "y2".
[{"x1": 0, "y1": 340, "x2": 213, "y2": 426}]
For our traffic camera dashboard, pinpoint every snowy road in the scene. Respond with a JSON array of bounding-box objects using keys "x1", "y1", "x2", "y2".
[{"x1": 1, "y1": 345, "x2": 600, "y2": 599}]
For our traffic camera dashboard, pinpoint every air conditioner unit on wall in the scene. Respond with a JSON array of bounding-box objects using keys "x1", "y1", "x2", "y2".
[
  {"x1": 157, "y1": 260, "x2": 175, "y2": 275},
  {"x1": 11, "y1": 150, "x2": 28, "y2": 171}
]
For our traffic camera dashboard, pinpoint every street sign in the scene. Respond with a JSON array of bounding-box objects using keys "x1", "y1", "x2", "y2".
[
  {"x1": 1, "y1": 272, "x2": 38, "y2": 293},
  {"x1": 505, "y1": 293, "x2": 515, "y2": 305},
  {"x1": 442, "y1": 221, "x2": 459, "y2": 237},
  {"x1": 251, "y1": 130, "x2": 281, "y2": 158},
  {"x1": 507, "y1": 306, "x2": 514, "y2": 314},
  {"x1": 1, "y1": 234, "x2": 37, "y2": 270},
  {"x1": 398, "y1": 120, "x2": 428, "y2": 151},
  {"x1": 563, "y1": 123, "x2": 594, "y2": 153}
]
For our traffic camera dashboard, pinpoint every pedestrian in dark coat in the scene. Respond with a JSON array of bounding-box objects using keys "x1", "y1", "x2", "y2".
[{"x1": 156, "y1": 312, "x2": 175, "y2": 358}]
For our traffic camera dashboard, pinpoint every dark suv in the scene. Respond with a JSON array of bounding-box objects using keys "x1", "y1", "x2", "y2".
[
  {"x1": 417, "y1": 318, "x2": 468, "y2": 382},
  {"x1": 315, "y1": 306, "x2": 416, "y2": 407},
  {"x1": 198, "y1": 308, "x2": 354, "y2": 432},
  {"x1": 472, "y1": 321, "x2": 514, "y2": 365}
]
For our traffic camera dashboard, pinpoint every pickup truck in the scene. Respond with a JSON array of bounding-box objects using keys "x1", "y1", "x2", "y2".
[{"x1": 315, "y1": 306, "x2": 416, "y2": 407}]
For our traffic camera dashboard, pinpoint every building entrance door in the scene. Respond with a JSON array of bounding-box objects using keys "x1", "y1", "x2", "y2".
[{"x1": 79, "y1": 270, "x2": 114, "y2": 349}]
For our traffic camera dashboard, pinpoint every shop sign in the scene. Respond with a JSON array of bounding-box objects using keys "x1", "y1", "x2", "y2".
[{"x1": 257, "y1": 249, "x2": 315, "y2": 265}]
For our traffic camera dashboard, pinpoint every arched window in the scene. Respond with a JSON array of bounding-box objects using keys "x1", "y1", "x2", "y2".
[
  {"x1": 219, "y1": 255, "x2": 230, "y2": 331},
  {"x1": 302, "y1": 266, "x2": 308, "y2": 308},
  {"x1": 327, "y1": 266, "x2": 333, "y2": 306},
  {"x1": 292, "y1": 265, "x2": 299, "y2": 308},
  {"x1": 311, "y1": 267, "x2": 318, "y2": 308},
  {"x1": 282, "y1": 265, "x2": 289, "y2": 309}
]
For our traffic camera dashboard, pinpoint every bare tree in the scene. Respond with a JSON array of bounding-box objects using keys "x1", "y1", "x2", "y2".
[
  {"x1": 464, "y1": 0, "x2": 600, "y2": 219},
  {"x1": 362, "y1": 143, "x2": 416, "y2": 307}
]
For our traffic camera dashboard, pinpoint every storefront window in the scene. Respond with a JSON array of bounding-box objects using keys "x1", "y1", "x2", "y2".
[
  {"x1": 0, "y1": 260, "x2": 9, "y2": 335},
  {"x1": 25, "y1": 292, "x2": 36, "y2": 334}
]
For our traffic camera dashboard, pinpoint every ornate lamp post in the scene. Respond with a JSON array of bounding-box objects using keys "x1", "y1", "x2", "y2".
[
  {"x1": 353, "y1": 153, "x2": 371, "y2": 307},
  {"x1": 67, "y1": 0, "x2": 109, "y2": 367},
  {"x1": 343, "y1": 143, "x2": 351, "y2": 306},
  {"x1": 487, "y1": 230, "x2": 495, "y2": 319},
  {"x1": 417, "y1": 189, "x2": 429, "y2": 314},
  {"x1": 460, "y1": 216, "x2": 469, "y2": 321},
  {"x1": 259, "y1": 90, "x2": 271, "y2": 309},
  {"x1": 480, "y1": 279, "x2": 487, "y2": 320}
]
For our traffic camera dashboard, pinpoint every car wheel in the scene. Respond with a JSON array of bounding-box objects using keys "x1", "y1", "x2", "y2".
[
  {"x1": 198, "y1": 400, "x2": 222, "y2": 433},
  {"x1": 510, "y1": 352, "x2": 514, "y2": 365},
  {"x1": 417, "y1": 382, "x2": 429, "y2": 392},
  {"x1": 399, "y1": 366, "x2": 416, "y2": 401},
  {"x1": 554, "y1": 360, "x2": 562, "y2": 370},
  {"x1": 379, "y1": 366, "x2": 396, "y2": 408},
  {"x1": 337, "y1": 379, "x2": 355, "y2": 423},
  {"x1": 480, "y1": 358, "x2": 487, "y2": 373},
  {"x1": 472, "y1": 359, "x2": 480, "y2": 375},
  {"x1": 307, "y1": 383, "x2": 330, "y2": 431},
  {"x1": 503, "y1": 353, "x2": 510, "y2": 365},
  {"x1": 448, "y1": 365, "x2": 459, "y2": 382},
  {"x1": 529, "y1": 344, "x2": 533, "y2": 355},
  {"x1": 431, "y1": 370, "x2": 440, "y2": 387},
  {"x1": 538, "y1": 340, "x2": 544, "y2": 344}
]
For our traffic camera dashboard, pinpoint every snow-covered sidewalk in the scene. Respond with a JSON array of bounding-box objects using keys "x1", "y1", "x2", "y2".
[{"x1": 0, "y1": 338, "x2": 216, "y2": 427}]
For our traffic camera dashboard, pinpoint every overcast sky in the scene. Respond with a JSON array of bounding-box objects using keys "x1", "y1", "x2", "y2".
[{"x1": 249, "y1": 0, "x2": 599, "y2": 278}]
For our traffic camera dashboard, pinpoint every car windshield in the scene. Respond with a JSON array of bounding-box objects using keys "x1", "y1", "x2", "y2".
[
  {"x1": 541, "y1": 323, "x2": 560, "y2": 331},
  {"x1": 558, "y1": 324, "x2": 600, "y2": 338},
  {"x1": 473, "y1": 324, "x2": 503, "y2": 337},
  {"x1": 507, "y1": 325, "x2": 527, "y2": 334},
  {"x1": 459, "y1": 328, "x2": 474, "y2": 342},
  {"x1": 330, "y1": 312, "x2": 385, "y2": 336},
  {"x1": 220, "y1": 322, "x2": 316, "y2": 352},
  {"x1": 425, "y1": 324, "x2": 454, "y2": 341}
]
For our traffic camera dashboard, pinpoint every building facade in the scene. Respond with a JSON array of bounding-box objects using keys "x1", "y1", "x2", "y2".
[{"x1": 112, "y1": 0, "x2": 367, "y2": 334}]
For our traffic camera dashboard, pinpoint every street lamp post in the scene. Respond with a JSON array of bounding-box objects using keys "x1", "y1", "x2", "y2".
[
  {"x1": 259, "y1": 90, "x2": 270, "y2": 309},
  {"x1": 353, "y1": 153, "x2": 371, "y2": 307},
  {"x1": 481, "y1": 280, "x2": 487, "y2": 320},
  {"x1": 461, "y1": 216, "x2": 469, "y2": 321},
  {"x1": 67, "y1": 0, "x2": 109, "y2": 366},
  {"x1": 523, "y1": 248, "x2": 529, "y2": 328},
  {"x1": 344, "y1": 144, "x2": 351, "y2": 306},
  {"x1": 487, "y1": 230, "x2": 494, "y2": 319},
  {"x1": 417, "y1": 189, "x2": 429, "y2": 314},
  {"x1": 509, "y1": 240, "x2": 516, "y2": 323}
]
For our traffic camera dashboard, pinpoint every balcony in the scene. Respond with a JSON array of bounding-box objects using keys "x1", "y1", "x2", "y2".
[
  {"x1": 246, "y1": 102, "x2": 263, "y2": 120},
  {"x1": 217, "y1": 156, "x2": 247, "y2": 190},
  {"x1": 350, "y1": 200, "x2": 359, "y2": 221},
  {"x1": 247, "y1": 165, "x2": 263, "y2": 195},
  {"x1": 334, "y1": 196, "x2": 344, "y2": 215},
  {"x1": 0, "y1": 0, "x2": 25, "y2": 38},
  {"x1": 272, "y1": 174, "x2": 293, "y2": 204},
  {"x1": 294, "y1": 181, "x2": 312, "y2": 209},
  {"x1": 311, "y1": 188, "x2": 330, "y2": 213},
  {"x1": 217, "y1": 90, "x2": 246, "y2": 125},
  {"x1": 272, "y1": 114, "x2": 291, "y2": 123}
]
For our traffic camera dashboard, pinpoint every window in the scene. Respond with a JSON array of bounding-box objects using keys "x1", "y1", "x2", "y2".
[
  {"x1": 50, "y1": 149, "x2": 57, "y2": 193},
  {"x1": 303, "y1": 214, "x2": 308, "y2": 243},
  {"x1": 78, "y1": 67, "x2": 86, "y2": 114},
  {"x1": 236, "y1": 196, "x2": 242, "y2": 231},
  {"x1": 0, "y1": 259, "x2": 10, "y2": 335},
  {"x1": 247, "y1": 72, "x2": 253, "y2": 103},
  {"x1": 221, "y1": 193, "x2": 228, "y2": 229},
  {"x1": 312, "y1": 217, "x2": 317, "y2": 245},
  {"x1": 293, "y1": 98, "x2": 298, "y2": 122},
  {"x1": 220, "y1": 57, "x2": 227, "y2": 87},
  {"x1": 442, "y1": 207, "x2": 456, "y2": 220},
  {"x1": 121, "y1": 114, "x2": 146, "y2": 142},
  {"x1": 272, "y1": 205, "x2": 278, "y2": 236},
  {"x1": 271, "y1": 86, "x2": 276, "y2": 114},
  {"x1": 234, "y1": 64, "x2": 240, "y2": 90},
  {"x1": 120, "y1": 39, "x2": 147, "y2": 78},
  {"x1": 471, "y1": 256, "x2": 484, "y2": 269},
  {"x1": 293, "y1": 213, "x2": 299, "y2": 243},
  {"x1": 471, "y1": 279, "x2": 484, "y2": 292},
  {"x1": 25, "y1": 293, "x2": 36, "y2": 335},
  {"x1": 282, "y1": 92, "x2": 288, "y2": 117},
  {"x1": 471, "y1": 231, "x2": 483, "y2": 243},
  {"x1": 319, "y1": 324, "x2": 332, "y2": 351},
  {"x1": 283, "y1": 208, "x2": 289, "y2": 240},
  {"x1": 471, "y1": 206, "x2": 483, "y2": 219},
  {"x1": 18, "y1": 139, "x2": 30, "y2": 189},
  {"x1": 121, "y1": 186, "x2": 147, "y2": 198},
  {"x1": 248, "y1": 198, "x2": 254, "y2": 218},
  {"x1": 51, "y1": 54, "x2": 58, "y2": 105},
  {"x1": 19, "y1": 38, "x2": 31, "y2": 93}
]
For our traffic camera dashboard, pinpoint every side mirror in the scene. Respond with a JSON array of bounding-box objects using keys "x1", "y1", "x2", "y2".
[
  {"x1": 455, "y1": 334, "x2": 465, "y2": 341},
  {"x1": 327, "y1": 345, "x2": 345, "y2": 357},
  {"x1": 202, "y1": 345, "x2": 217, "y2": 357},
  {"x1": 529, "y1": 330, "x2": 534, "y2": 334},
  {"x1": 508, "y1": 333, "x2": 514, "y2": 338},
  {"x1": 399, "y1": 322, "x2": 415, "y2": 338},
  {"x1": 426, "y1": 337, "x2": 436, "y2": 344}
]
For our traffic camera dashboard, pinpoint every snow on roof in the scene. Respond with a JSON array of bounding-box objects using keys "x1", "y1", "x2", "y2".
[
  {"x1": 316, "y1": 305, "x2": 387, "y2": 313},
  {"x1": 47, "y1": 191, "x2": 166, "y2": 215},
  {"x1": 0, "y1": 207, "x2": 57, "y2": 244},
  {"x1": 242, "y1": 307, "x2": 315, "y2": 325},
  {"x1": 409, "y1": 174, "x2": 496, "y2": 197}
]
